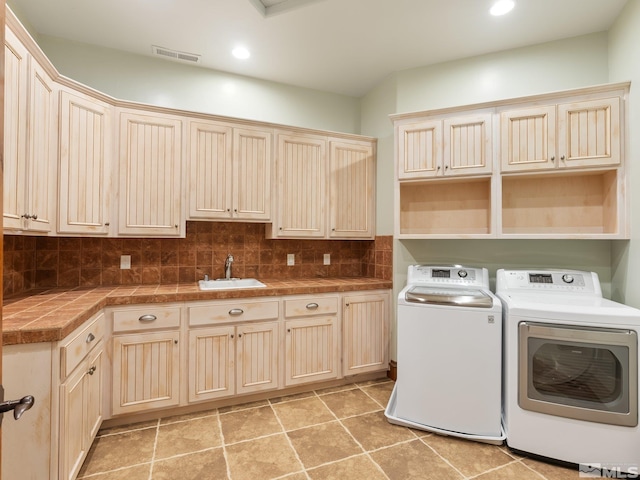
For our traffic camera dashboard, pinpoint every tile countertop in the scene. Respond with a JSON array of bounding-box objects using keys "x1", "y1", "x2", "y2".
[{"x1": 1, "y1": 277, "x2": 392, "y2": 346}]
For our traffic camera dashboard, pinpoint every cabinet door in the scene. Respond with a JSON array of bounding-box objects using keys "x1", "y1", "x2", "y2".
[
  {"x1": 188, "y1": 326, "x2": 235, "y2": 402},
  {"x1": 188, "y1": 120, "x2": 233, "y2": 219},
  {"x1": 233, "y1": 127, "x2": 272, "y2": 221},
  {"x1": 27, "y1": 60, "x2": 57, "y2": 233},
  {"x1": 397, "y1": 120, "x2": 442, "y2": 179},
  {"x1": 343, "y1": 292, "x2": 389, "y2": 376},
  {"x1": 236, "y1": 321, "x2": 280, "y2": 394},
  {"x1": 329, "y1": 139, "x2": 375, "y2": 239},
  {"x1": 557, "y1": 97, "x2": 621, "y2": 168},
  {"x1": 3, "y1": 28, "x2": 29, "y2": 230},
  {"x1": 285, "y1": 316, "x2": 339, "y2": 386},
  {"x1": 112, "y1": 331, "x2": 180, "y2": 415},
  {"x1": 118, "y1": 110, "x2": 183, "y2": 236},
  {"x1": 443, "y1": 113, "x2": 492, "y2": 176},
  {"x1": 274, "y1": 133, "x2": 326, "y2": 237},
  {"x1": 85, "y1": 347, "x2": 104, "y2": 442},
  {"x1": 58, "y1": 89, "x2": 112, "y2": 234},
  {"x1": 59, "y1": 357, "x2": 88, "y2": 480},
  {"x1": 59, "y1": 345, "x2": 103, "y2": 480},
  {"x1": 500, "y1": 105, "x2": 557, "y2": 172}
]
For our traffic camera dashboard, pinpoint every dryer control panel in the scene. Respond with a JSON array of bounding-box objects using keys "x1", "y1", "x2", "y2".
[
  {"x1": 496, "y1": 269, "x2": 602, "y2": 296},
  {"x1": 407, "y1": 265, "x2": 489, "y2": 288}
]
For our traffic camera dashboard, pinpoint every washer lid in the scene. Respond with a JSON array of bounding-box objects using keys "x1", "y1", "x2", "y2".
[{"x1": 405, "y1": 286, "x2": 494, "y2": 308}]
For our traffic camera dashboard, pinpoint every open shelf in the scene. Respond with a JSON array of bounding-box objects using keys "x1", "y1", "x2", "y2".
[
  {"x1": 398, "y1": 177, "x2": 492, "y2": 237},
  {"x1": 501, "y1": 170, "x2": 619, "y2": 236}
]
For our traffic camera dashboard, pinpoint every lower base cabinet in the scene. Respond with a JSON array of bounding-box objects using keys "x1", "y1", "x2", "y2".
[
  {"x1": 188, "y1": 321, "x2": 280, "y2": 402},
  {"x1": 343, "y1": 291, "x2": 390, "y2": 376},
  {"x1": 59, "y1": 346, "x2": 104, "y2": 480},
  {"x1": 111, "y1": 331, "x2": 181, "y2": 415},
  {"x1": 2, "y1": 288, "x2": 390, "y2": 480}
]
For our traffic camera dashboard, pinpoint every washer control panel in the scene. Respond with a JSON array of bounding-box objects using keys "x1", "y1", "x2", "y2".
[
  {"x1": 496, "y1": 269, "x2": 601, "y2": 296},
  {"x1": 407, "y1": 265, "x2": 489, "y2": 288}
]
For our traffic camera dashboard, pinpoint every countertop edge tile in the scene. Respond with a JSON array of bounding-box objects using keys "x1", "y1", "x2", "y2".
[{"x1": 2, "y1": 278, "x2": 392, "y2": 346}]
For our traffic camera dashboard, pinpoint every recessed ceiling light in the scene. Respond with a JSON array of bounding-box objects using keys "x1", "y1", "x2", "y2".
[
  {"x1": 490, "y1": 0, "x2": 515, "y2": 16},
  {"x1": 232, "y1": 47, "x2": 250, "y2": 59}
]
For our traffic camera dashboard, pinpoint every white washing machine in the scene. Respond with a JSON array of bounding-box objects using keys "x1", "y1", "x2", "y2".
[
  {"x1": 497, "y1": 269, "x2": 640, "y2": 474},
  {"x1": 385, "y1": 265, "x2": 504, "y2": 444}
]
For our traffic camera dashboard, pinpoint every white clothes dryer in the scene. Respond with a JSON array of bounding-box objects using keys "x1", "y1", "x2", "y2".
[
  {"x1": 497, "y1": 269, "x2": 640, "y2": 474},
  {"x1": 385, "y1": 265, "x2": 504, "y2": 444}
]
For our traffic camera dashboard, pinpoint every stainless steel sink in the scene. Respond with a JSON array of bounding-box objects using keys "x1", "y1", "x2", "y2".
[{"x1": 198, "y1": 278, "x2": 266, "y2": 291}]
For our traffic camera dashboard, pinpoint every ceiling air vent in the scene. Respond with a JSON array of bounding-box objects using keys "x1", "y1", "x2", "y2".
[{"x1": 152, "y1": 45, "x2": 201, "y2": 64}]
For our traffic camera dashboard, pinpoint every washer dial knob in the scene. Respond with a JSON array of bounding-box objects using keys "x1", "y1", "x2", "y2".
[
  {"x1": 458, "y1": 270, "x2": 468, "y2": 278},
  {"x1": 562, "y1": 274, "x2": 574, "y2": 284}
]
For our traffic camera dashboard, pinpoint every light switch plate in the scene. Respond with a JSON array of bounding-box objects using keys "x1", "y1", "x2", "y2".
[
  {"x1": 287, "y1": 254, "x2": 295, "y2": 266},
  {"x1": 323, "y1": 254, "x2": 330, "y2": 265},
  {"x1": 120, "y1": 255, "x2": 131, "y2": 269}
]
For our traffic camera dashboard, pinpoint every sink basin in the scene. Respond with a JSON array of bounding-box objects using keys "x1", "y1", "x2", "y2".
[{"x1": 198, "y1": 278, "x2": 266, "y2": 291}]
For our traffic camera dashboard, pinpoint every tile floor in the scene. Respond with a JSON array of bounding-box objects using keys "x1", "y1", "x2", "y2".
[{"x1": 78, "y1": 379, "x2": 578, "y2": 479}]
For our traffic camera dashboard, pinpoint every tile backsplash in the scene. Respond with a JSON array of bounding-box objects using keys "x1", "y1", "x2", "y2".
[{"x1": 3, "y1": 222, "x2": 392, "y2": 297}]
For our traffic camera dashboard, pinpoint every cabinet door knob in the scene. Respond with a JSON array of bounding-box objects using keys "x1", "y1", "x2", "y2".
[
  {"x1": 86, "y1": 333, "x2": 96, "y2": 343},
  {"x1": 306, "y1": 303, "x2": 319, "y2": 310},
  {"x1": 560, "y1": 155, "x2": 566, "y2": 161},
  {"x1": 105, "y1": 222, "x2": 110, "y2": 226},
  {"x1": 138, "y1": 314, "x2": 157, "y2": 322},
  {"x1": 229, "y1": 308, "x2": 244, "y2": 316},
  {"x1": 32, "y1": 214, "x2": 38, "y2": 220},
  {"x1": 550, "y1": 156, "x2": 555, "y2": 161},
  {"x1": 87, "y1": 366, "x2": 96, "y2": 376}
]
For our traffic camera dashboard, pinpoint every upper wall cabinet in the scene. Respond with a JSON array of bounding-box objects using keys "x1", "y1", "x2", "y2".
[
  {"x1": 187, "y1": 121, "x2": 272, "y2": 222},
  {"x1": 500, "y1": 97, "x2": 620, "y2": 172},
  {"x1": 269, "y1": 131, "x2": 376, "y2": 240},
  {"x1": 398, "y1": 113, "x2": 492, "y2": 179},
  {"x1": 117, "y1": 109, "x2": 184, "y2": 237},
  {"x1": 58, "y1": 88, "x2": 113, "y2": 235},
  {"x1": 3, "y1": 28, "x2": 57, "y2": 233},
  {"x1": 394, "y1": 83, "x2": 629, "y2": 239},
  {"x1": 271, "y1": 132, "x2": 327, "y2": 238},
  {"x1": 5, "y1": 11, "x2": 376, "y2": 240},
  {"x1": 329, "y1": 139, "x2": 375, "y2": 239}
]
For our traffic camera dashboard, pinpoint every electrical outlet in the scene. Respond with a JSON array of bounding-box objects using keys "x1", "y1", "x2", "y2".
[
  {"x1": 120, "y1": 255, "x2": 131, "y2": 269},
  {"x1": 287, "y1": 254, "x2": 295, "y2": 266},
  {"x1": 323, "y1": 253, "x2": 331, "y2": 265}
]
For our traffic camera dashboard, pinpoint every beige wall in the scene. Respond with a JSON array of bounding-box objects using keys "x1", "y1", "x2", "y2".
[{"x1": 609, "y1": 0, "x2": 640, "y2": 308}]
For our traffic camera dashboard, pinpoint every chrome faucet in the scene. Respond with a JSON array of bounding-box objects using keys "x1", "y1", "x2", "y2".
[{"x1": 224, "y1": 254, "x2": 234, "y2": 279}]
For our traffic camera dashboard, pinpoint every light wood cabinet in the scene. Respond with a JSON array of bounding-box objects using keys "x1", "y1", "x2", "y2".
[
  {"x1": 236, "y1": 321, "x2": 280, "y2": 394},
  {"x1": 342, "y1": 291, "x2": 390, "y2": 376},
  {"x1": 284, "y1": 296, "x2": 339, "y2": 386},
  {"x1": 117, "y1": 109, "x2": 184, "y2": 236},
  {"x1": 501, "y1": 97, "x2": 620, "y2": 172},
  {"x1": 188, "y1": 298, "x2": 280, "y2": 401},
  {"x1": 58, "y1": 88, "x2": 112, "y2": 235},
  {"x1": 188, "y1": 325, "x2": 235, "y2": 402},
  {"x1": 3, "y1": 27, "x2": 57, "y2": 233},
  {"x1": 398, "y1": 113, "x2": 492, "y2": 179},
  {"x1": 329, "y1": 139, "x2": 375, "y2": 239},
  {"x1": 60, "y1": 346, "x2": 103, "y2": 480},
  {"x1": 188, "y1": 321, "x2": 280, "y2": 400},
  {"x1": 270, "y1": 132, "x2": 376, "y2": 239},
  {"x1": 272, "y1": 132, "x2": 327, "y2": 238},
  {"x1": 395, "y1": 83, "x2": 629, "y2": 239},
  {"x1": 188, "y1": 121, "x2": 272, "y2": 221},
  {"x1": 110, "y1": 305, "x2": 182, "y2": 415},
  {"x1": 59, "y1": 312, "x2": 105, "y2": 480}
]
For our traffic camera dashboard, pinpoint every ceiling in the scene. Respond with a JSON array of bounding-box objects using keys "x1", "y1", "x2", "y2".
[{"x1": 7, "y1": 0, "x2": 629, "y2": 97}]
